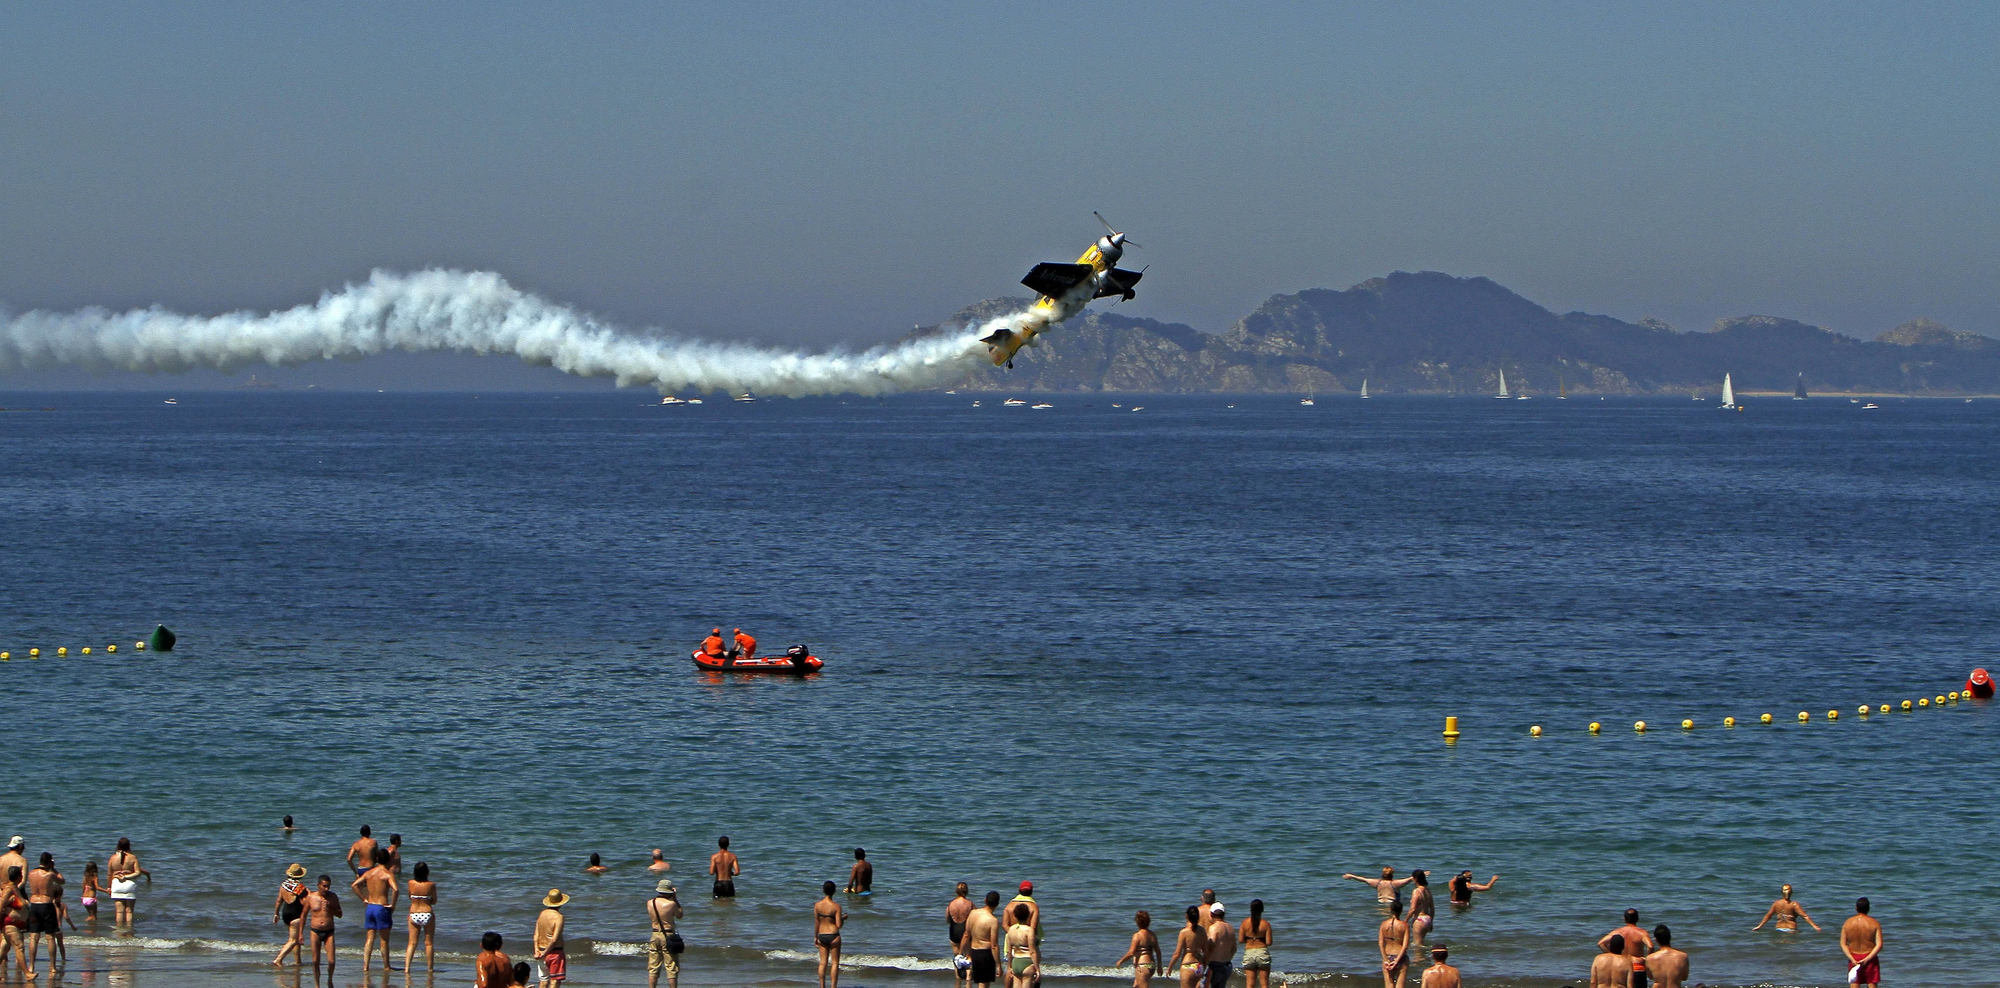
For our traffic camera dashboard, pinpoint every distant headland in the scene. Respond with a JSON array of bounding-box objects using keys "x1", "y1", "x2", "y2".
[{"x1": 930, "y1": 271, "x2": 1999, "y2": 395}]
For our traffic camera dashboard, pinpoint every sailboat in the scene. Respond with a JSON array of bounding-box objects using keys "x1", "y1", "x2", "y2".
[
  {"x1": 1794, "y1": 374, "x2": 1808, "y2": 400},
  {"x1": 1300, "y1": 394, "x2": 1315, "y2": 406},
  {"x1": 1720, "y1": 373, "x2": 1741, "y2": 411},
  {"x1": 1558, "y1": 373, "x2": 1568, "y2": 399},
  {"x1": 1359, "y1": 379, "x2": 1369, "y2": 399},
  {"x1": 1495, "y1": 369, "x2": 1510, "y2": 399}
]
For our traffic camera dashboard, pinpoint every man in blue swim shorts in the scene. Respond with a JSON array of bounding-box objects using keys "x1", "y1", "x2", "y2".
[{"x1": 350, "y1": 856, "x2": 399, "y2": 973}]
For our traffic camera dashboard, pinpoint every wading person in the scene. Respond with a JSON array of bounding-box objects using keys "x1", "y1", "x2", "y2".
[
  {"x1": 1752, "y1": 884, "x2": 1821, "y2": 932},
  {"x1": 1448, "y1": 872, "x2": 1498, "y2": 907},
  {"x1": 1167, "y1": 905, "x2": 1207, "y2": 988},
  {"x1": 107, "y1": 838, "x2": 147, "y2": 925},
  {"x1": 1407, "y1": 871, "x2": 1435, "y2": 949},
  {"x1": 351, "y1": 854, "x2": 399, "y2": 972},
  {"x1": 710, "y1": 837, "x2": 739, "y2": 898},
  {"x1": 405, "y1": 861, "x2": 438, "y2": 972},
  {"x1": 534, "y1": 889, "x2": 569, "y2": 987},
  {"x1": 272, "y1": 863, "x2": 308, "y2": 966},
  {"x1": 1003, "y1": 902, "x2": 1040, "y2": 988},
  {"x1": 1841, "y1": 897, "x2": 1881, "y2": 986},
  {"x1": 1598, "y1": 909, "x2": 1654, "y2": 988},
  {"x1": 845, "y1": 848, "x2": 872, "y2": 893},
  {"x1": 947, "y1": 883, "x2": 974, "y2": 987},
  {"x1": 1645, "y1": 925, "x2": 1688, "y2": 988},
  {"x1": 345, "y1": 826, "x2": 378, "y2": 875},
  {"x1": 1378, "y1": 900, "x2": 1412, "y2": 988},
  {"x1": 303, "y1": 874, "x2": 343, "y2": 977},
  {"x1": 960, "y1": 890, "x2": 1002, "y2": 988},
  {"x1": 648, "y1": 849, "x2": 672, "y2": 873},
  {"x1": 24, "y1": 853, "x2": 61, "y2": 978},
  {"x1": 647, "y1": 880, "x2": 684, "y2": 988},
  {"x1": 1239, "y1": 899, "x2": 1273, "y2": 988},
  {"x1": 1205, "y1": 901, "x2": 1236, "y2": 988},
  {"x1": 0, "y1": 867, "x2": 25, "y2": 976},
  {"x1": 80, "y1": 862, "x2": 103, "y2": 925},
  {"x1": 814, "y1": 880, "x2": 845, "y2": 988},
  {"x1": 1421, "y1": 945, "x2": 1460, "y2": 988},
  {"x1": 1115, "y1": 910, "x2": 1162, "y2": 988},
  {"x1": 1346, "y1": 867, "x2": 1414, "y2": 907}
]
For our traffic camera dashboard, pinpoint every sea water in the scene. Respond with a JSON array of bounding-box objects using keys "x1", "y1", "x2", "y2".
[{"x1": 2, "y1": 391, "x2": 1995, "y2": 988}]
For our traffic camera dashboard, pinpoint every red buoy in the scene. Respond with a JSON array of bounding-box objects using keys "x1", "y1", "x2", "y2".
[{"x1": 1969, "y1": 668, "x2": 1995, "y2": 699}]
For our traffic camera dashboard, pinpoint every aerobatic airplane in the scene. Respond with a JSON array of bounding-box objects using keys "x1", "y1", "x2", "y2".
[{"x1": 982, "y1": 213, "x2": 1145, "y2": 368}]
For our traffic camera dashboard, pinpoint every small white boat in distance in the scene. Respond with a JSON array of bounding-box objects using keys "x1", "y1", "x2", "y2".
[
  {"x1": 1031, "y1": 402, "x2": 1053, "y2": 410},
  {"x1": 734, "y1": 392, "x2": 756, "y2": 402},
  {"x1": 660, "y1": 395, "x2": 686, "y2": 405},
  {"x1": 687, "y1": 398, "x2": 704, "y2": 404},
  {"x1": 1112, "y1": 403, "x2": 1122, "y2": 408},
  {"x1": 163, "y1": 398, "x2": 178, "y2": 405},
  {"x1": 971, "y1": 400, "x2": 981, "y2": 407},
  {"x1": 1003, "y1": 398, "x2": 1028, "y2": 406},
  {"x1": 1300, "y1": 395, "x2": 1315, "y2": 406},
  {"x1": 1359, "y1": 379, "x2": 1370, "y2": 399},
  {"x1": 1862, "y1": 402, "x2": 1880, "y2": 409},
  {"x1": 945, "y1": 390, "x2": 957, "y2": 394},
  {"x1": 1131, "y1": 406, "x2": 1144, "y2": 411},
  {"x1": 1720, "y1": 373, "x2": 1740, "y2": 411},
  {"x1": 1495, "y1": 369, "x2": 1510, "y2": 399}
]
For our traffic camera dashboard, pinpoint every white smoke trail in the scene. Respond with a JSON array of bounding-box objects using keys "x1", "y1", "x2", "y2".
[{"x1": 0, "y1": 268, "x2": 1082, "y2": 397}]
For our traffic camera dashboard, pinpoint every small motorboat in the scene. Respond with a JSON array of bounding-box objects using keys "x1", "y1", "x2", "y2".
[
  {"x1": 660, "y1": 395, "x2": 686, "y2": 405},
  {"x1": 693, "y1": 644, "x2": 822, "y2": 674},
  {"x1": 1003, "y1": 398, "x2": 1028, "y2": 406}
]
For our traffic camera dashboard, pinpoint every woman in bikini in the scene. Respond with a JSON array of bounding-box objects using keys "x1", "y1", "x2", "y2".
[
  {"x1": 405, "y1": 862, "x2": 438, "y2": 972},
  {"x1": 79, "y1": 861, "x2": 102, "y2": 925},
  {"x1": 272, "y1": 863, "x2": 308, "y2": 965},
  {"x1": 1239, "y1": 899, "x2": 1274, "y2": 988},
  {"x1": 1114, "y1": 910, "x2": 1162, "y2": 988},
  {"x1": 1003, "y1": 902, "x2": 1040, "y2": 988},
  {"x1": 1166, "y1": 905, "x2": 1208, "y2": 988},
  {"x1": 0, "y1": 867, "x2": 25, "y2": 976}
]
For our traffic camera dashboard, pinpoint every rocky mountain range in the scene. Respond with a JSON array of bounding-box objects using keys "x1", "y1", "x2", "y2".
[{"x1": 930, "y1": 271, "x2": 1999, "y2": 394}]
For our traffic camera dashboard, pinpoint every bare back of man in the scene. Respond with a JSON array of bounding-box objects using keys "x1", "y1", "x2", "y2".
[
  {"x1": 1645, "y1": 947, "x2": 1687, "y2": 988},
  {"x1": 1590, "y1": 949, "x2": 1631, "y2": 988},
  {"x1": 962, "y1": 897, "x2": 1001, "y2": 988},
  {"x1": 350, "y1": 863, "x2": 398, "y2": 971},
  {"x1": 1420, "y1": 950, "x2": 1461, "y2": 988},
  {"x1": 709, "y1": 845, "x2": 739, "y2": 898},
  {"x1": 1840, "y1": 904, "x2": 1882, "y2": 986}
]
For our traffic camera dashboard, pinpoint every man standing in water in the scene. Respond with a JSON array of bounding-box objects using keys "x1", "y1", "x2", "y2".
[
  {"x1": 350, "y1": 855, "x2": 398, "y2": 972},
  {"x1": 1590, "y1": 936, "x2": 1631, "y2": 988},
  {"x1": 1377, "y1": 900, "x2": 1411, "y2": 988},
  {"x1": 845, "y1": 849, "x2": 872, "y2": 894},
  {"x1": 1598, "y1": 910, "x2": 1654, "y2": 988},
  {"x1": 24, "y1": 853, "x2": 61, "y2": 979},
  {"x1": 1420, "y1": 945, "x2": 1460, "y2": 988},
  {"x1": 1752, "y1": 884, "x2": 1821, "y2": 932},
  {"x1": 710, "y1": 837, "x2": 739, "y2": 898},
  {"x1": 649, "y1": 849, "x2": 672, "y2": 874},
  {"x1": 1204, "y1": 901, "x2": 1237, "y2": 988},
  {"x1": 346, "y1": 826, "x2": 378, "y2": 875},
  {"x1": 0, "y1": 839, "x2": 25, "y2": 892},
  {"x1": 1645, "y1": 925, "x2": 1688, "y2": 988},
  {"x1": 1346, "y1": 868, "x2": 1414, "y2": 906},
  {"x1": 1840, "y1": 898, "x2": 1881, "y2": 986},
  {"x1": 813, "y1": 880, "x2": 845, "y2": 988},
  {"x1": 535, "y1": 889, "x2": 569, "y2": 988},
  {"x1": 959, "y1": 890, "x2": 1001, "y2": 988}
]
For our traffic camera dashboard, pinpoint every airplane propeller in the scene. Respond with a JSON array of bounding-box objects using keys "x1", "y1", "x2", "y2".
[{"x1": 1094, "y1": 211, "x2": 1140, "y2": 248}]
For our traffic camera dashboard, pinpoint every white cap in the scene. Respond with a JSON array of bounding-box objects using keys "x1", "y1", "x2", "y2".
[
  {"x1": 6, "y1": 836, "x2": 20, "y2": 849},
  {"x1": 1210, "y1": 902, "x2": 1225, "y2": 916}
]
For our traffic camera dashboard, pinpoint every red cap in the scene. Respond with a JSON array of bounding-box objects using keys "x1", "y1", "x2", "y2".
[{"x1": 1020, "y1": 881, "x2": 1033, "y2": 892}]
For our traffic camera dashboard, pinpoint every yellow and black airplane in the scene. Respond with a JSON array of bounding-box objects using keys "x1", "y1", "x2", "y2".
[{"x1": 982, "y1": 213, "x2": 1144, "y2": 368}]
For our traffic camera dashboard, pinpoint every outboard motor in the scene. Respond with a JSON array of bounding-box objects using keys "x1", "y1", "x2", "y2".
[{"x1": 787, "y1": 644, "x2": 811, "y2": 669}]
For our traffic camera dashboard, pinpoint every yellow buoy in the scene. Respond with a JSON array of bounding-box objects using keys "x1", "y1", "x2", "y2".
[
  {"x1": 1634, "y1": 720, "x2": 1648, "y2": 732},
  {"x1": 106, "y1": 644, "x2": 116, "y2": 653},
  {"x1": 1681, "y1": 719, "x2": 1694, "y2": 730},
  {"x1": 1442, "y1": 716, "x2": 1461, "y2": 739},
  {"x1": 81, "y1": 647, "x2": 91, "y2": 655},
  {"x1": 1725, "y1": 716, "x2": 1737, "y2": 727},
  {"x1": 136, "y1": 641, "x2": 147, "y2": 651},
  {"x1": 1877, "y1": 704, "x2": 1889, "y2": 714},
  {"x1": 1936, "y1": 695, "x2": 1946, "y2": 705},
  {"x1": 1589, "y1": 722, "x2": 1601, "y2": 734},
  {"x1": 1858, "y1": 705, "x2": 1870, "y2": 716},
  {"x1": 1828, "y1": 709, "x2": 1840, "y2": 720},
  {"x1": 1760, "y1": 713, "x2": 1773, "y2": 724},
  {"x1": 0, "y1": 652, "x2": 8, "y2": 661},
  {"x1": 1901, "y1": 700, "x2": 1912, "y2": 711},
  {"x1": 1920, "y1": 698, "x2": 1930, "y2": 707},
  {"x1": 1798, "y1": 711, "x2": 1809, "y2": 722},
  {"x1": 28, "y1": 648, "x2": 39, "y2": 658},
  {"x1": 1950, "y1": 691, "x2": 1960, "y2": 701},
  {"x1": 1529, "y1": 725, "x2": 1542, "y2": 737},
  {"x1": 56, "y1": 647, "x2": 66, "y2": 656}
]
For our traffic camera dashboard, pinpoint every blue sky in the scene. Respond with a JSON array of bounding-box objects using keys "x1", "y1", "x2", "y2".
[{"x1": 2, "y1": 2, "x2": 1994, "y2": 385}]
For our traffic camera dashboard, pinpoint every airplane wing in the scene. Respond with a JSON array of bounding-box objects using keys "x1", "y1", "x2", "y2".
[
  {"x1": 1094, "y1": 267, "x2": 1144, "y2": 300},
  {"x1": 1020, "y1": 262, "x2": 1094, "y2": 298}
]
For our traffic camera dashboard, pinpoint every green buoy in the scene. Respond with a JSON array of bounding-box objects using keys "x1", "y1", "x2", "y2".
[{"x1": 149, "y1": 625, "x2": 176, "y2": 652}]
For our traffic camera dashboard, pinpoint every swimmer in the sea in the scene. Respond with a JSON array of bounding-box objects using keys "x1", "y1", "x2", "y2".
[
  {"x1": 282, "y1": 816, "x2": 297, "y2": 832},
  {"x1": 1447, "y1": 871, "x2": 1497, "y2": 907},
  {"x1": 710, "y1": 838, "x2": 738, "y2": 898},
  {"x1": 585, "y1": 854, "x2": 607, "y2": 875},
  {"x1": 1345, "y1": 867, "x2": 1414, "y2": 906},
  {"x1": 845, "y1": 848, "x2": 872, "y2": 893},
  {"x1": 648, "y1": 849, "x2": 671, "y2": 873},
  {"x1": 1751, "y1": 884, "x2": 1820, "y2": 932}
]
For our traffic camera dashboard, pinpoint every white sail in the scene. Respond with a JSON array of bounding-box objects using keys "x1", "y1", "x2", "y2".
[
  {"x1": 1496, "y1": 368, "x2": 1510, "y2": 398},
  {"x1": 1722, "y1": 373, "x2": 1735, "y2": 408},
  {"x1": 1360, "y1": 378, "x2": 1369, "y2": 399}
]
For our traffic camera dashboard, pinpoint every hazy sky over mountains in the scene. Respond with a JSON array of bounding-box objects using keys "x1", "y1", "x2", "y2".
[{"x1": 3, "y1": 2, "x2": 1993, "y2": 389}]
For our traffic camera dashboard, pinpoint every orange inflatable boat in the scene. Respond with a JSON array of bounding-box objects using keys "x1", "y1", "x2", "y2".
[{"x1": 693, "y1": 644, "x2": 822, "y2": 674}]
